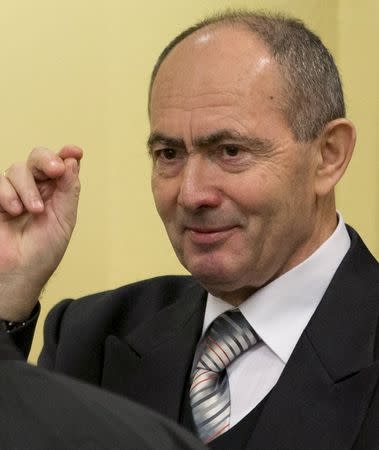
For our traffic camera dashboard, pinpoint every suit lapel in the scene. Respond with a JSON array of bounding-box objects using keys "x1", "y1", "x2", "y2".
[
  {"x1": 101, "y1": 280, "x2": 206, "y2": 421},
  {"x1": 247, "y1": 229, "x2": 379, "y2": 450}
]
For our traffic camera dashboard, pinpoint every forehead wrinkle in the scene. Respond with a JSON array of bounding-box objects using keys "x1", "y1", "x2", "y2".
[
  {"x1": 152, "y1": 90, "x2": 241, "y2": 112},
  {"x1": 188, "y1": 105, "x2": 195, "y2": 151},
  {"x1": 194, "y1": 129, "x2": 250, "y2": 147}
]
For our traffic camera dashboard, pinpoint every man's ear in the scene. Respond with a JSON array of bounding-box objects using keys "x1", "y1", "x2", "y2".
[{"x1": 314, "y1": 118, "x2": 356, "y2": 196}]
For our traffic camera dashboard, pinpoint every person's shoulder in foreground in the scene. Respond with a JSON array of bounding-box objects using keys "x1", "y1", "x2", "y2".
[{"x1": 0, "y1": 332, "x2": 206, "y2": 450}]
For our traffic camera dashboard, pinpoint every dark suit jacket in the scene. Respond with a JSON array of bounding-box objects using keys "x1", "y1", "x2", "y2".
[
  {"x1": 0, "y1": 333, "x2": 206, "y2": 450},
  {"x1": 13, "y1": 226, "x2": 379, "y2": 449}
]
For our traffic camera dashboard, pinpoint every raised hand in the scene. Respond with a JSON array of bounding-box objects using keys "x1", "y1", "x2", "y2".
[{"x1": 0, "y1": 145, "x2": 83, "y2": 321}]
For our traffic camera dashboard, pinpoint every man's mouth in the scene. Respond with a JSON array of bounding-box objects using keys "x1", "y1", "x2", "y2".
[{"x1": 185, "y1": 226, "x2": 237, "y2": 245}]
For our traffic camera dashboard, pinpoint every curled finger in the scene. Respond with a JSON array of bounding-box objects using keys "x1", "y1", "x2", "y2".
[
  {"x1": 27, "y1": 147, "x2": 65, "y2": 181},
  {"x1": 0, "y1": 172, "x2": 24, "y2": 215},
  {"x1": 3, "y1": 163, "x2": 44, "y2": 213}
]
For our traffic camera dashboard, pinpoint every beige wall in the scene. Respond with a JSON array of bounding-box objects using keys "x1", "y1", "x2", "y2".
[{"x1": 0, "y1": 1, "x2": 376, "y2": 362}]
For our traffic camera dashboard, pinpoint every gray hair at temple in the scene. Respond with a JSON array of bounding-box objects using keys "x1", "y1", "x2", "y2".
[{"x1": 148, "y1": 10, "x2": 345, "y2": 142}]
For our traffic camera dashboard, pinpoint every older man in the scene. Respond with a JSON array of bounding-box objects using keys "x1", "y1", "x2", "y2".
[{"x1": 0, "y1": 10, "x2": 378, "y2": 450}]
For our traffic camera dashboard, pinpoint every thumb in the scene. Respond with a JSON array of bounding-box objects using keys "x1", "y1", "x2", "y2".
[{"x1": 56, "y1": 157, "x2": 80, "y2": 193}]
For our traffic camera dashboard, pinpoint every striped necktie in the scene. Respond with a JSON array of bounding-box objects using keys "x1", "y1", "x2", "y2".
[{"x1": 189, "y1": 308, "x2": 260, "y2": 443}]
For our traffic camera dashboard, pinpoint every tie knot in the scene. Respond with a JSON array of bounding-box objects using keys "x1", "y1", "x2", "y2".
[{"x1": 195, "y1": 308, "x2": 260, "y2": 374}]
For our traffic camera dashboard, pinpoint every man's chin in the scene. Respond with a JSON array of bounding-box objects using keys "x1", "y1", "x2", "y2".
[
  {"x1": 176, "y1": 247, "x2": 245, "y2": 287},
  {"x1": 185, "y1": 262, "x2": 238, "y2": 290}
]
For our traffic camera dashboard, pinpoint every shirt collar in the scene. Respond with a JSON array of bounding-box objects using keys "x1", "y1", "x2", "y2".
[{"x1": 203, "y1": 213, "x2": 351, "y2": 363}]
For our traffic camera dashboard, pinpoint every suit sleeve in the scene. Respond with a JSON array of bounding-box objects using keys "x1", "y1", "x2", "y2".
[
  {"x1": 38, "y1": 299, "x2": 73, "y2": 369},
  {"x1": 0, "y1": 333, "x2": 24, "y2": 360},
  {"x1": 4, "y1": 303, "x2": 40, "y2": 359}
]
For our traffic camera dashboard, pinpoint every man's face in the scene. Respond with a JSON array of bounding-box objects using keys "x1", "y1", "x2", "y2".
[{"x1": 149, "y1": 26, "x2": 321, "y2": 304}]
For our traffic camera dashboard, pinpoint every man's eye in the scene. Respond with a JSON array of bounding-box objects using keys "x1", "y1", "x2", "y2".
[
  {"x1": 157, "y1": 148, "x2": 178, "y2": 160},
  {"x1": 223, "y1": 146, "x2": 240, "y2": 157}
]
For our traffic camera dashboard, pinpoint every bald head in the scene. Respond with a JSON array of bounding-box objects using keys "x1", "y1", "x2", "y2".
[
  {"x1": 150, "y1": 26, "x2": 286, "y2": 152},
  {"x1": 149, "y1": 11, "x2": 345, "y2": 142},
  {"x1": 150, "y1": 25, "x2": 286, "y2": 143}
]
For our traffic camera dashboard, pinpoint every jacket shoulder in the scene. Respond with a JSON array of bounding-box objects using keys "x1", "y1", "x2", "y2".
[
  {"x1": 40, "y1": 275, "x2": 200, "y2": 373},
  {"x1": 48, "y1": 274, "x2": 196, "y2": 328}
]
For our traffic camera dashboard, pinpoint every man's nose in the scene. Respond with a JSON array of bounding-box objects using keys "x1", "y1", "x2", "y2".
[{"x1": 177, "y1": 154, "x2": 222, "y2": 210}]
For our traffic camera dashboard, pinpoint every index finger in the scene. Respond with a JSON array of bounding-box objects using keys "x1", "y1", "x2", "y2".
[{"x1": 27, "y1": 147, "x2": 66, "y2": 181}]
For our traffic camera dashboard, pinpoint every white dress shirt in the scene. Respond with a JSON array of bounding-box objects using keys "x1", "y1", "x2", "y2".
[{"x1": 199, "y1": 214, "x2": 351, "y2": 426}]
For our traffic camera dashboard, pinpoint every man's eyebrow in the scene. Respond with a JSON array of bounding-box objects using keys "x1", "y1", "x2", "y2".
[
  {"x1": 147, "y1": 133, "x2": 185, "y2": 154},
  {"x1": 194, "y1": 130, "x2": 273, "y2": 152},
  {"x1": 147, "y1": 129, "x2": 273, "y2": 155}
]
